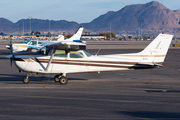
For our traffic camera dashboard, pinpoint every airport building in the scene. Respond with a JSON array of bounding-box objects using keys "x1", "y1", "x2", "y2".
[
  {"x1": 81, "y1": 35, "x2": 106, "y2": 40},
  {"x1": 0, "y1": 34, "x2": 57, "y2": 40},
  {"x1": 0, "y1": 34, "x2": 106, "y2": 41}
]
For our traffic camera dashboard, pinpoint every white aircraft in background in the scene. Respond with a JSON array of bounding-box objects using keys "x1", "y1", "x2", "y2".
[
  {"x1": 56, "y1": 35, "x2": 64, "y2": 41},
  {"x1": 6, "y1": 26, "x2": 84, "y2": 53},
  {"x1": 6, "y1": 33, "x2": 173, "y2": 85}
]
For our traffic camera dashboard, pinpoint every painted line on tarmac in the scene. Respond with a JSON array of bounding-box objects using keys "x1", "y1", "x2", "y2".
[{"x1": 38, "y1": 81, "x2": 45, "y2": 87}]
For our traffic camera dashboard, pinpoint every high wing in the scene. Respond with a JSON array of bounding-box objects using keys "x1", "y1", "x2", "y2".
[{"x1": 45, "y1": 40, "x2": 86, "y2": 51}]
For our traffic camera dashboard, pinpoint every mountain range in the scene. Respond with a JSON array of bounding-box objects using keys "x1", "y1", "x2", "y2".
[{"x1": 1, "y1": 1, "x2": 180, "y2": 36}]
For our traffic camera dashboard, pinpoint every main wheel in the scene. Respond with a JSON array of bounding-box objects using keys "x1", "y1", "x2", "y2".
[
  {"x1": 54, "y1": 75, "x2": 60, "y2": 83},
  {"x1": 59, "y1": 76, "x2": 68, "y2": 85},
  {"x1": 23, "y1": 77, "x2": 30, "y2": 84}
]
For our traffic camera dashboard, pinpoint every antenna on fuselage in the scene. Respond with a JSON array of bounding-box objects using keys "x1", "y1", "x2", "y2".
[{"x1": 95, "y1": 49, "x2": 101, "y2": 56}]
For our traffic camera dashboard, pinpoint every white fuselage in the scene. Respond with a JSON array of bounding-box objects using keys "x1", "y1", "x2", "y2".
[{"x1": 13, "y1": 50, "x2": 143, "y2": 74}]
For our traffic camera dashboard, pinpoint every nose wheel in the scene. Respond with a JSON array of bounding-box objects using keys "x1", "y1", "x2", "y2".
[{"x1": 23, "y1": 76, "x2": 30, "y2": 84}]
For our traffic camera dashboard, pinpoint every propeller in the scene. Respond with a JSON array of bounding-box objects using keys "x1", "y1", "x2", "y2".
[
  {"x1": 10, "y1": 40, "x2": 12, "y2": 54},
  {"x1": 9, "y1": 38, "x2": 14, "y2": 67},
  {"x1": 10, "y1": 54, "x2": 15, "y2": 67}
]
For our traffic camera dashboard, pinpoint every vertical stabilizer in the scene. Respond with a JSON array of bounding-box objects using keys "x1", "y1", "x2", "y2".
[
  {"x1": 67, "y1": 26, "x2": 84, "y2": 41},
  {"x1": 139, "y1": 33, "x2": 173, "y2": 66},
  {"x1": 57, "y1": 35, "x2": 64, "y2": 41}
]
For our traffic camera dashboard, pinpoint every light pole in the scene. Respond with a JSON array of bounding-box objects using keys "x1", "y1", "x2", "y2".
[
  {"x1": 110, "y1": 21, "x2": 111, "y2": 41},
  {"x1": 49, "y1": 20, "x2": 50, "y2": 33},
  {"x1": 22, "y1": 20, "x2": 24, "y2": 42},
  {"x1": 29, "y1": 17, "x2": 32, "y2": 38},
  {"x1": 49, "y1": 20, "x2": 51, "y2": 38}
]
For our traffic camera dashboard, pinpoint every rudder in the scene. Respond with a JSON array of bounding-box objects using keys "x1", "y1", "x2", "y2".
[{"x1": 139, "y1": 33, "x2": 173, "y2": 66}]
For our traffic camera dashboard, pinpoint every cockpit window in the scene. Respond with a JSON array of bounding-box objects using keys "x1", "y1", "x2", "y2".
[
  {"x1": 54, "y1": 50, "x2": 67, "y2": 57},
  {"x1": 70, "y1": 51, "x2": 84, "y2": 58},
  {"x1": 83, "y1": 51, "x2": 91, "y2": 57},
  {"x1": 23, "y1": 40, "x2": 31, "y2": 44},
  {"x1": 28, "y1": 41, "x2": 37, "y2": 46},
  {"x1": 38, "y1": 42, "x2": 43, "y2": 46}
]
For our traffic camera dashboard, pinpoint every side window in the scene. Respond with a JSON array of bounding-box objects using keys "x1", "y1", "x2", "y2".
[
  {"x1": 38, "y1": 42, "x2": 43, "y2": 46},
  {"x1": 54, "y1": 50, "x2": 67, "y2": 57},
  {"x1": 28, "y1": 41, "x2": 37, "y2": 46},
  {"x1": 70, "y1": 51, "x2": 84, "y2": 58}
]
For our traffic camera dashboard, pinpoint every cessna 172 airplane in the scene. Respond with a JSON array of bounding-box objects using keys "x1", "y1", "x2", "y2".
[
  {"x1": 7, "y1": 26, "x2": 84, "y2": 53},
  {"x1": 6, "y1": 33, "x2": 173, "y2": 85}
]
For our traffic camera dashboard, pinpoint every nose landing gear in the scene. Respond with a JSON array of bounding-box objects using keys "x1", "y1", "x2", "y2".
[{"x1": 23, "y1": 73, "x2": 31, "y2": 84}]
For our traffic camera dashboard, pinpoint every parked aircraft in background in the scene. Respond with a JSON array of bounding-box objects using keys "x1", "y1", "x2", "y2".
[
  {"x1": 6, "y1": 26, "x2": 84, "y2": 53},
  {"x1": 6, "y1": 33, "x2": 173, "y2": 85},
  {"x1": 57, "y1": 35, "x2": 64, "y2": 41}
]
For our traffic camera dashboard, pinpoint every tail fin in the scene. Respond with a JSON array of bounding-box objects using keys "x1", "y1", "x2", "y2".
[
  {"x1": 139, "y1": 33, "x2": 173, "y2": 66},
  {"x1": 67, "y1": 26, "x2": 84, "y2": 41},
  {"x1": 57, "y1": 35, "x2": 64, "y2": 41}
]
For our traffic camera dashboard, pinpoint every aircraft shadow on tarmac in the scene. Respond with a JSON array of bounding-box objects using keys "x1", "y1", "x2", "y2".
[
  {"x1": 0, "y1": 73, "x2": 88, "y2": 83},
  {"x1": 0, "y1": 57, "x2": 8, "y2": 59},
  {"x1": 0, "y1": 50, "x2": 10, "y2": 55},
  {"x1": 115, "y1": 111, "x2": 180, "y2": 119}
]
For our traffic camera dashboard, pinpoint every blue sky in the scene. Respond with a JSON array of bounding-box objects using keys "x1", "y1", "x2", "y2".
[{"x1": 0, "y1": 0, "x2": 180, "y2": 23}]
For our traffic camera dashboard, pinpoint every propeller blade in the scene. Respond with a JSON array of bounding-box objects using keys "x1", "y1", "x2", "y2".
[
  {"x1": 10, "y1": 39, "x2": 13, "y2": 67},
  {"x1": 10, "y1": 44, "x2": 13, "y2": 55},
  {"x1": 9, "y1": 38, "x2": 13, "y2": 54},
  {"x1": 10, "y1": 57, "x2": 12, "y2": 67},
  {"x1": 10, "y1": 39, "x2": 12, "y2": 44}
]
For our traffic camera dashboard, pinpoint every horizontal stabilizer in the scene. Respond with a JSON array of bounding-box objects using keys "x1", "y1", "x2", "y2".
[{"x1": 137, "y1": 62, "x2": 154, "y2": 66}]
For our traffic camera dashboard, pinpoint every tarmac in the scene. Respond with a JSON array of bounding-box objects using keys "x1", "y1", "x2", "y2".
[{"x1": 0, "y1": 39, "x2": 180, "y2": 120}]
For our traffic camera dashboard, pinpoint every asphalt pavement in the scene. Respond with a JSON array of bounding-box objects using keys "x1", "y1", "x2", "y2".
[{"x1": 0, "y1": 40, "x2": 180, "y2": 120}]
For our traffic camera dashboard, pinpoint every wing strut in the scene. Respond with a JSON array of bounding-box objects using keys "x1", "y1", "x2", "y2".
[{"x1": 45, "y1": 49, "x2": 55, "y2": 72}]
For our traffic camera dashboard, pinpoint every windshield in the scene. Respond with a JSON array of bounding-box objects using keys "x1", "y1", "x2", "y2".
[
  {"x1": 70, "y1": 51, "x2": 84, "y2": 58},
  {"x1": 28, "y1": 41, "x2": 37, "y2": 46},
  {"x1": 83, "y1": 51, "x2": 91, "y2": 57},
  {"x1": 23, "y1": 40, "x2": 31, "y2": 44}
]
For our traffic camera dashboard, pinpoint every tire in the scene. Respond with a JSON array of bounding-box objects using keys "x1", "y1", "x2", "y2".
[
  {"x1": 23, "y1": 77, "x2": 30, "y2": 84},
  {"x1": 54, "y1": 75, "x2": 60, "y2": 83},
  {"x1": 59, "y1": 76, "x2": 68, "y2": 85}
]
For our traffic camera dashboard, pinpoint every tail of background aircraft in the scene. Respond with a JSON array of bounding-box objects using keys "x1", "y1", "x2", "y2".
[
  {"x1": 57, "y1": 35, "x2": 64, "y2": 41},
  {"x1": 67, "y1": 26, "x2": 84, "y2": 41},
  {"x1": 138, "y1": 33, "x2": 173, "y2": 66},
  {"x1": 57, "y1": 26, "x2": 84, "y2": 41}
]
